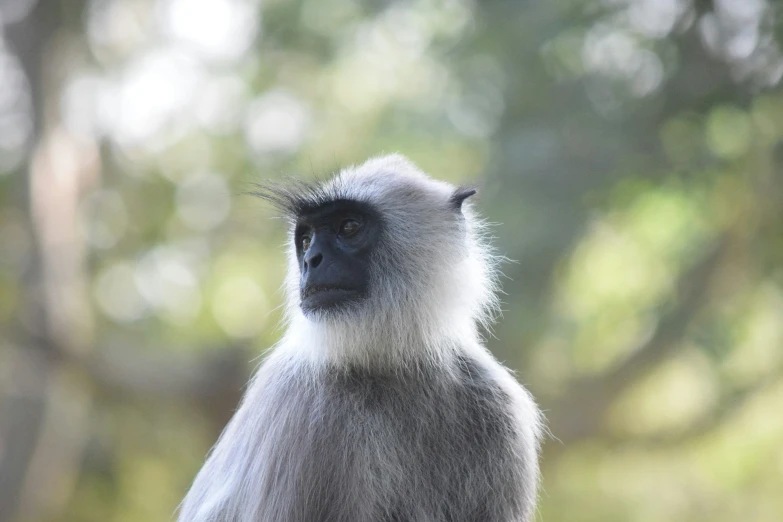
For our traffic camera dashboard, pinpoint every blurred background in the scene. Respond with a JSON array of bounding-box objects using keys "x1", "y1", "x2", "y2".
[{"x1": 1, "y1": 0, "x2": 782, "y2": 520}]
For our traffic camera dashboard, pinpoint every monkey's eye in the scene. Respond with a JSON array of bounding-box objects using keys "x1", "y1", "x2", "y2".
[
  {"x1": 339, "y1": 219, "x2": 361, "y2": 237},
  {"x1": 301, "y1": 235, "x2": 311, "y2": 251}
]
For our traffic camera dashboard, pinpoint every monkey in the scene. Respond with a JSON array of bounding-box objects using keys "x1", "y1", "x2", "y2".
[{"x1": 177, "y1": 154, "x2": 543, "y2": 522}]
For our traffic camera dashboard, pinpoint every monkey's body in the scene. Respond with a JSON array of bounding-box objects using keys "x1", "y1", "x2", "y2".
[
  {"x1": 182, "y1": 349, "x2": 538, "y2": 522},
  {"x1": 178, "y1": 155, "x2": 542, "y2": 522}
]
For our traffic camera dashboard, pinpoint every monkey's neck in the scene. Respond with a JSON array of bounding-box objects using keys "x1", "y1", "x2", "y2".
[{"x1": 282, "y1": 313, "x2": 482, "y2": 368}]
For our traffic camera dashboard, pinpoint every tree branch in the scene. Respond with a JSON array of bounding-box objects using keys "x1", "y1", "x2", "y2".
[{"x1": 544, "y1": 238, "x2": 727, "y2": 449}]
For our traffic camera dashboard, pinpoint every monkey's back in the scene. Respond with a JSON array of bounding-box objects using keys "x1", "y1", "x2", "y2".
[{"x1": 244, "y1": 352, "x2": 537, "y2": 522}]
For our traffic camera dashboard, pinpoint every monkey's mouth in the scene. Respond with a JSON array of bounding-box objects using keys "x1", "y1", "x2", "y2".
[
  {"x1": 301, "y1": 284, "x2": 358, "y2": 299},
  {"x1": 300, "y1": 285, "x2": 363, "y2": 312}
]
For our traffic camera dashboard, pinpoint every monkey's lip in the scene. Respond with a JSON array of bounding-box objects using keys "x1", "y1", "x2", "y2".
[
  {"x1": 301, "y1": 284, "x2": 360, "y2": 300},
  {"x1": 300, "y1": 285, "x2": 363, "y2": 311}
]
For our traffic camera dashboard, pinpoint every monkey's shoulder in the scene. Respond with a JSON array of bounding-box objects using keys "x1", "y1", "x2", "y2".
[
  {"x1": 260, "y1": 353, "x2": 534, "y2": 440},
  {"x1": 269, "y1": 355, "x2": 523, "y2": 449}
]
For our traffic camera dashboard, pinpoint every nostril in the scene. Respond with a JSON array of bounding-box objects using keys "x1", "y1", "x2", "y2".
[{"x1": 309, "y1": 252, "x2": 323, "y2": 269}]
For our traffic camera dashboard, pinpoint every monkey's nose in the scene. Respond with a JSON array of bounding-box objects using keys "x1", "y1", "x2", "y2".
[{"x1": 304, "y1": 251, "x2": 323, "y2": 270}]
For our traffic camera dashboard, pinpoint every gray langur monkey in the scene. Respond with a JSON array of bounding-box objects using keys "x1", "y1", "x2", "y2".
[{"x1": 177, "y1": 154, "x2": 543, "y2": 522}]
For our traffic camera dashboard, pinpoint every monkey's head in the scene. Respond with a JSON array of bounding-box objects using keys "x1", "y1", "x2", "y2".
[{"x1": 257, "y1": 154, "x2": 500, "y2": 358}]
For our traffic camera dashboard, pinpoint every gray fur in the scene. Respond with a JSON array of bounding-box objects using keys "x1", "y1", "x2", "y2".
[{"x1": 178, "y1": 155, "x2": 543, "y2": 522}]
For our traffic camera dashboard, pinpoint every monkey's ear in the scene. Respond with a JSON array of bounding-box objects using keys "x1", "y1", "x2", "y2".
[{"x1": 449, "y1": 186, "x2": 477, "y2": 211}]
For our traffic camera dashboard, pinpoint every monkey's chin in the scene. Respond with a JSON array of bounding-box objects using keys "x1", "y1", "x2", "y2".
[{"x1": 300, "y1": 288, "x2": 363, "y2": 317}]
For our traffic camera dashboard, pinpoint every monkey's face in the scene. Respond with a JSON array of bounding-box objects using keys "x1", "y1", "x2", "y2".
[
  {"x1": 257, "y1": 154, "x2": 496, "y2": 336},
  {"x1": 294, "y1": 199, "x2": 382, "y2": 316}
]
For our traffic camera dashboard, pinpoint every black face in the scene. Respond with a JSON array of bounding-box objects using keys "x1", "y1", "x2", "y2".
[{"x1": 295, "y1": 199, "x2": 381, "y2": 315}]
